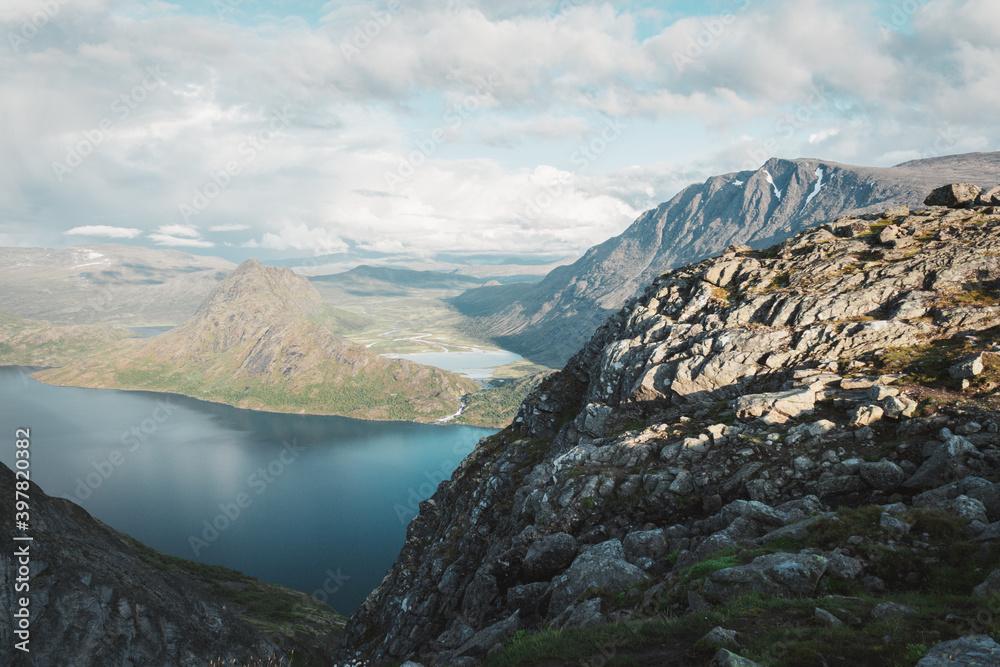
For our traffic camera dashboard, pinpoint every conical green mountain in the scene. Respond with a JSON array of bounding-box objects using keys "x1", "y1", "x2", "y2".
[{"x1": 36, "y1": 259, "x2": 477, "y2": 422}]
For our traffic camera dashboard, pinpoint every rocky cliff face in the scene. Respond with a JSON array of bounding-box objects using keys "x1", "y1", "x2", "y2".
[
  {"x1": 33, "y1": 259, "x2": 478, "y2": 422},
  {"x1": 0, "y1": 461, "x2": 345, "y2": 667},
  {"x1": 453, "y1": 152, "x2": 1000, "y2": 367},
  {"x1": 346, "y1": 189, "x2": 1000, "y2": 665}
]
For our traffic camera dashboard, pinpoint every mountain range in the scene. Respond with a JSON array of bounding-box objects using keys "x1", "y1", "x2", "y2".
[{"x1": 453, "y1": 152, "x2": 1000, "y2": 366}]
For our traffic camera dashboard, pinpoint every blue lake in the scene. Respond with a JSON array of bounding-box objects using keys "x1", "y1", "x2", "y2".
[
  {"x1": 0, "y1": 366, "x2": 494, "y2": 614},
  {"x1": 383, "y1": 350, "x2": 523, "y2": 380}
]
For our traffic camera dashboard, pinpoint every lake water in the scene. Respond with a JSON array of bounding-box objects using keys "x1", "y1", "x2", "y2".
[
  {"x1": 0, "y1": 367, "x2": 494, "y2": 615},
  {"x1": 384, "y1": 350, "x2": 523, "y2": 380}
]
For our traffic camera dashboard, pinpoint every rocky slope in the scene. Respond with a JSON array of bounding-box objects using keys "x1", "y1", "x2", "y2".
[
  {"x1": 0, "y1": 244, "x2": 236, "y2": 326},
  {"x1": 453, "y1": 152, "x2": 1000, "y2": 367},
  {"x1": 32, "y1": 259, "x2": 478, "y2": 422},
  {"x1": 345, "y1": 185, "x2": 1000, "y2": 665},
  {"x1": 0, "y1": 461, "x2": 346, "y2": 666}
]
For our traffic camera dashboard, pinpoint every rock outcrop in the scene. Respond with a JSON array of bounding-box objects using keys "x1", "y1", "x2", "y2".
[
  {"x1": 0, "y1": 462, "x2": 346, "y2": 666},
  {"x1": 346, "y1": 191, "x2": 1000, "y2": 665}
]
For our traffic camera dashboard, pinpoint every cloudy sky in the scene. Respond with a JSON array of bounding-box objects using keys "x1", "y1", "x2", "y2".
[{"x1": 1, "y1": 0, "x2": 997, "y2": 263}]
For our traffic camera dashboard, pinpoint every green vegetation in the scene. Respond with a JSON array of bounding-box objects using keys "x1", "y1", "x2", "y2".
[
  {"x1": 119, "y1": 534, "x2": 346, "y2": 637},
  {"x1": 456, "y1": 373, "x2": 549, "y2": 428},
  {"x1": 877, "y1": 325, "x2": 1000, "y2": 391}
]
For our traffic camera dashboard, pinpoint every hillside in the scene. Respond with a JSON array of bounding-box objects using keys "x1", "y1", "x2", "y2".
[
  {"x1": 0, "y1": 244, "x2": 236, "y2": 326},
  {"x1": 345, "y1": 185, "x2": 1000, "y2": 665},
  {"x1": 453, "y1": 152, "x2": 1000, "y2": 367},
  {"x1": 309, "y1": 265, "x2": 486, "y2": 297},
  {"x1": 0, "y1": 461, "x2": 346, "y2": 666},
  {"x1": 32, "y1": 259, "x2": 478, "y2": 422}
]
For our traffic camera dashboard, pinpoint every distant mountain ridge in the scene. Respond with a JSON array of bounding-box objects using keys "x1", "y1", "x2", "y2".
[
  {"x1": 452, "y1": 151, "x2": 1000, "y2": 366},
  {"x1": 35, "y1": 259, "x2": 477, "y2": 422},
  {"x1": 0, "y1": 244, "x2": 235, "y2": 326},
  {"x1": 309, "y1": 265, "x2": 486, "y2": 297}
]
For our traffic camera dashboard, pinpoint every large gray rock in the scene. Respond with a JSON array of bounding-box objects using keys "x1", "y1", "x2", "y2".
[
  {"x1": 980, "y1": 185, "x2": 1000, "y2": 206},
  {"x1": 904, "y1": 435, "x2": 982, "y2": 489},
  {"x1": 711, "y1": 648, "x2": 765, "y2": 667},
  {"x1": 549, "y1": 540, "x2": 649, "y2": 616},
  {"x1": 522, "y1": 532, "x2": 578, "y2": 582},
  {"x1": 559, "y1": 598, "x2": 606, "y2": 629},
  {"x1": 622, "y1": 529, "x2": 669, "y2": 563},
  {"x1": 972, "y1": 569, "x2": 1000, "y2": 598},
  {"x1": 735, "y1": 387, "x2": 816, "y2": 424},
  {"x1": 454, "y1": 612, "x2": 520, "y2": 658},
  {"x1": 871, "y1": 602, "x2": 917, "y2": 619},
  {"x1": 917, "y1": 635, "x2": 1000, "y2": 666},
  {"x1": 859, "y1": 461, "x2": 906, "y2": 491},
  {"x1": 950, "y1": 354, "x2": 985, "y2": 379},
  {"x1": 924, "y1": 182, "x2": 981, "y2": 208},
  {"x1": 703, "y1": 553, "x2": 828, "y2": 603}
]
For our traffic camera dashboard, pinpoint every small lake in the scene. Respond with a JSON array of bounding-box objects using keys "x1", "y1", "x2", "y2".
[
  {"x1": 0, "y1": 367, "x2": 494, "y2": 615},
  {"x1": 129, "y1": 326, "x2": 174, "y2": 338},
  {"x1": 384, "y1": 349, "x2": 523, "y2": 380}
]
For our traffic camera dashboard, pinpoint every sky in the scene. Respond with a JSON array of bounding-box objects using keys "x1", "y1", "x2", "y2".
[{"x1": 1, "y1": 0, "x2": 998, "y2": 264}]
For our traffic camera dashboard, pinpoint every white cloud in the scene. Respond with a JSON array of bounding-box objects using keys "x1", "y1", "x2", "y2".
[
  {"x1": 208, "y1": 223, "x2": 251, "y2": 232},
  {"x1": 3, "y1": 0, "x2": 1000, "y2": 263},
  {"x1": 246, "y1": 222, "x2": 349, "y2": 254},
  {"x1": 64, "y1": 225, "x2": 143, "y2": 238},
  {"x1": 156, "y1": 224, "x2": 201, "y2": 238},
  {"x1": 148, "y1": 233, "x2": 215, "y2": 248}
]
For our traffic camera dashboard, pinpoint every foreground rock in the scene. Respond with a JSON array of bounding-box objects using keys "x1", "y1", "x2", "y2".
[
  {"x1": 346, "y1": 191, "x2": 1000, "y2": 665},
  {"x1": 0, "y1": 462, "x2": 345, "y2": 666}
]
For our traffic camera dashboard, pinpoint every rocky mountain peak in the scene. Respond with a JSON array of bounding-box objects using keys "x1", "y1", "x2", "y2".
[
  {"x1": 194, "y1": 258, "x2": 327, "y2": 325},
  {"x1": 453, "y1": 152, "x2": 1000, "y2": 367},
  {"x1": 346, "y1": 189, "x2": 1000, "y2": 665}
]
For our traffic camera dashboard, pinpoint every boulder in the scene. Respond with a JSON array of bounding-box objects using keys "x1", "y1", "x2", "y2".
[
  {"x1": 454, "y1": 612, "x2": 520, "y2": 658},
  {"x1": 522, "y1": 533, "x2": 578, "y2": 582},
  {"x1": 702, "y1": 626, "x2": 739, "y2": 647},
  {"x1": 972, "y1": 569, "x2": 1000, "y2": 598},
  {"x1": 904, "y1": 435, "x2": 982, "y2": 489},
  {"x1": 924, "y1": 183, "x2": 982, "y2": 208},
  {"x1": 849, "y1": 404, "x2": 884, "y2": 427},
  {"x1": 815, "y1": 607, "x2": 844, "y2": 627},
  {"x1": 859, "y1": 461, "x2": 905, "y2": 491},
  {"x1": 950, "y1": 354, "x2": 985, "y2": 379},
  {"x1": 917, "y1": 635, "x2": 1000, "y2": 666},
  {"x1": 623, "y1": 529, "x2": 669, "y2": 563},
  {"x1": 978, "y1": 185, "x2": 1000, "y2": 206},
  {"x1": 549, "y1": 540, "x2": 649, "y2": 616},
  {"x1": 703, "y1": 553, "x2": 827, "y2": 603},
  {"x1": 735, "y1": 387, "x2": 816, "y2": 424},
  {"x1": 711, "y1": 648, "x2": 765, "y2": 667},
  {"x1": 871, "y1": 602, "x2": 917, "y2": 619},
  {"x1": 559, "y1": 598, "x2": 606, "y2": 629}
]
